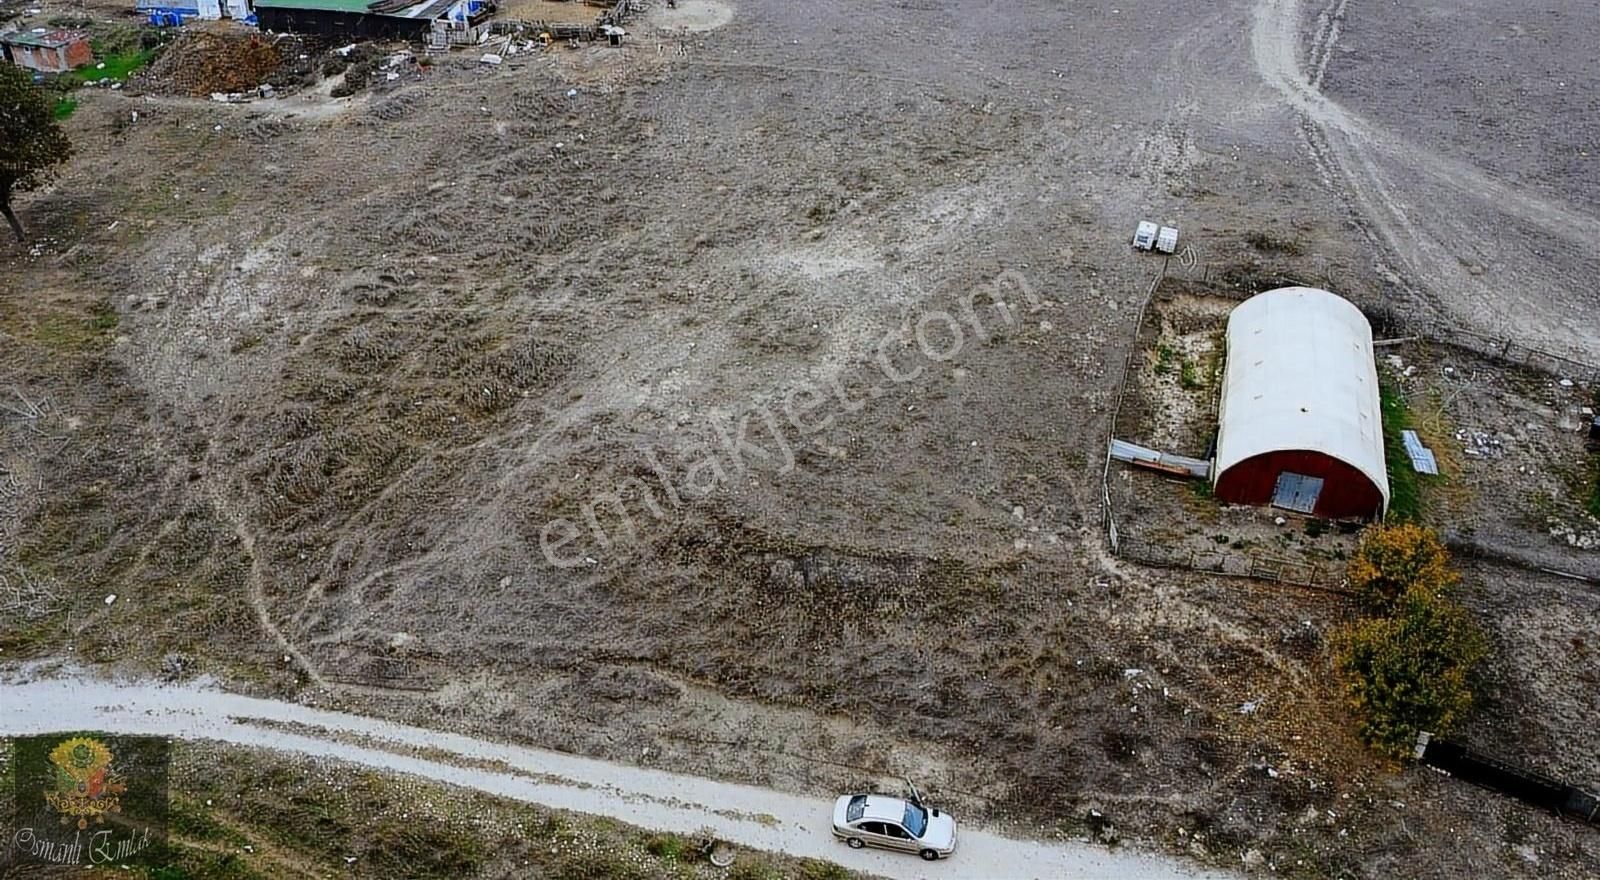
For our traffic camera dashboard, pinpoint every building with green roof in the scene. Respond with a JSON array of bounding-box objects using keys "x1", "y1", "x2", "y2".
[{"x1": 254, "y1": 0, "x2": 484, "y2": 39}]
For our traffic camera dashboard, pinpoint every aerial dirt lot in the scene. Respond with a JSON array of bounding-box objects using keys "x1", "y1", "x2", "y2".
[{"x1": 3, "y1": 0, "x2": 1599, "y2": 877}]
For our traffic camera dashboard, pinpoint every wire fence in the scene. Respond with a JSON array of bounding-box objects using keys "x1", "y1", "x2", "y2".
[
  {"x1": 1445, "y1": 538, "x2": 1600, "y2": 587},
  {"x1": 1406, "y1": 323, "x2": 1600, "y2": 389},
  {"x1": 1099, "y1": 266, "x2": 1164, "y2": 559},
  {"x1": 1114, "y1": 536, "x2": 1348, "y2": 593},
  {"x1": 1096, "y1": 262, "x2": 1352, "y2": 593},
  {"x1": 1169, "y1": 261, "x2": 1600, "y2": 387},
  {"x1": 1097, "y1": 265, "x2": 1600, "y2": 593}
]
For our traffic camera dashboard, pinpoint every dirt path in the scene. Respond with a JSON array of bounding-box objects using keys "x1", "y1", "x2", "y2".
[
  {"x1": 200, "y1": 470, "x2": 329, "y2": 690},
  {"x1": 0, "y1": 672, "x2": 1234, "y2": 880},
  {"x1": 1250, "y1": 0, "x2": 1600, "y2": 360},
  {"x1": 1253, "y1": 0, "x2": 1600, "y2": 238}
]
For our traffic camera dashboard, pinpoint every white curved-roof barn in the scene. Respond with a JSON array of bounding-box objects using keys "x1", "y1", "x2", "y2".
[{"x1": 1214, "y1": 287, "x2": 1390, "y2": 513}]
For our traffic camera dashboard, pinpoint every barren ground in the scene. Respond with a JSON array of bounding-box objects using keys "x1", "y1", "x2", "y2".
[{"x1": 3, "y1": 0, "x2": 1599, "y2": 878}]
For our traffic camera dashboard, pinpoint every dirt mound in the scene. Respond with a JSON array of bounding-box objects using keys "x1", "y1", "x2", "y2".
[{"x1": 139, "y1": 29, "x2": 305, "y2": 97}]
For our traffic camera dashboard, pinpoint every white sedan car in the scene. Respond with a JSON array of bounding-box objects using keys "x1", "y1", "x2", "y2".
[{"x1": 831, "y1": 793, "x2": 957, "y2": 861}]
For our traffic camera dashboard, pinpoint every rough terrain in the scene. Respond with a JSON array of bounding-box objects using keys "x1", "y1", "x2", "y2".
[{"x1": 3, "y1": 1, "x2": 1598, "y2": 878}]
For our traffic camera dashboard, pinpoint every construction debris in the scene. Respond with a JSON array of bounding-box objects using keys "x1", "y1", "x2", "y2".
[
  {"x1": 137, "y1": 28, "x2": 313, "y2": 97},
  {"x1": 1456, "y1": 429, "x2": 1504, "y2": 458}
]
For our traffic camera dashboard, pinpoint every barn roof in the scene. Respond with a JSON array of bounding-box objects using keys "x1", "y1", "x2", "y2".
[
  {"x1": 252, "y1": 0, "x2": 390, "y2": 11},
  {"x1": 1214, "y1": 287, "x2": 1389, "y2": 513},
  {"x1": 2, "y1": 29, "x2": 88, "y2": 49}
]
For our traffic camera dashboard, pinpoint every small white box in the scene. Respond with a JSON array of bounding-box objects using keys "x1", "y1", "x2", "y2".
[
  {"x1": 1132, "y1": 221, "x2": 1158, "y2": 251},
  {"x1": 1156, "y1": 226, "x2": 1179, "y2": 254}
]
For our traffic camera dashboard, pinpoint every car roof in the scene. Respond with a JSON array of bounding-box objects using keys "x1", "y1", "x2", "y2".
[{"x1": 859, "y1": 795, "x2": 910, "y2": 823}]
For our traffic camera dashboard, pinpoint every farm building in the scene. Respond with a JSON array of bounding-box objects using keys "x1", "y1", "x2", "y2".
[
  {"x1": 253, "y1": 0, "x2": 487, "y2": 39},
  {"x1": 136, "y1": 0, "x2": 253, "y2": 27},
  {"x1": 1212, "y1": 286, "x2": 1389, "y2": 520},
  {"x1": 1, "y1": 29, "x2": 93, "y2": 73}
]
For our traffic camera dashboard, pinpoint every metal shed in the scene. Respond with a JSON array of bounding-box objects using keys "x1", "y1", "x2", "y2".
[
  {"x1": 1212, "y1": 287, "x2": 1389, "y2": 520},
  {"x1": 253, "y1": 0, "x2": 473, "y2": 38}
]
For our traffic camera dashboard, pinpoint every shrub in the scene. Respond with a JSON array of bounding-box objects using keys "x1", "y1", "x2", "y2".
[
  {"x1": 728, "y1": 859, "x2": 782, "y2": 880},
  {"x1": 1335, "y1": 589, "x2": 1488, "y2": 757},
  {"x1": 1155, "y1": 343, "x2": 1176, "y2": 375},
  {"x1": 1179, "y1": 358, "x2": 1201, "y2": 390},
  {"x1": 1346, "y1": 523, "x2": 1457, "y2": 615},
  {"x1": 798, "y1": 860, "x2": 854, "y2": 880},
  {"x1": 1244, "y1": 230, "x2": 1304, "y2": 256},
  {"x1": 643, "y1": 832, "x2": 686, "y2": 861}
]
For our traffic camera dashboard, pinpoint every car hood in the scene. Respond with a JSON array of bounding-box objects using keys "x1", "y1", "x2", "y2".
[{"x1": 922, "y1": 811, "x2": 957, "y2": 850}]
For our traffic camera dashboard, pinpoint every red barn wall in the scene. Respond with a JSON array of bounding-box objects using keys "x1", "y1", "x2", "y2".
[
  {"x1": 1214, "y1": 449, "x2": 1384, "y2": 520},
  {"x1": 63, "y1": 39, "x2": 93, "y2": 70}
]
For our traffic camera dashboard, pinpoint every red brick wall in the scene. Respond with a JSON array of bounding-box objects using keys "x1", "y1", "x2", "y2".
[
  {"x1": 63, "y1": 39, "x2": 93, "y2": 70},
  {"x1": 5, "y1": 39, "x2": 91, "y2": 72}
]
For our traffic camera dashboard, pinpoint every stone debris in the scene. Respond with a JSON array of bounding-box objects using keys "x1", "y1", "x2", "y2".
[{"x1": 1456, "y1": 429, "x2": 1504, "y2": 457}]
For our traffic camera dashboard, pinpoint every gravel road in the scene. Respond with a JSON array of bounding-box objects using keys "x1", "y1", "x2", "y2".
[{"x1": 0, "y1": 674, "x2": 1234, "y2": 880}]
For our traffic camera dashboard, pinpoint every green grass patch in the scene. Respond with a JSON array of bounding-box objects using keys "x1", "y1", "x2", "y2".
[
  {"x1": 6, "y1": 300, "x2": 119, "y2": 353},
  {"x1": 52, "y1": 96, "x2": 78, "y2": 119},
  {"x1": 1179, "y1": 358, "x2": 1202, "y2": 390},
  {"x1": 644, "y1": 831, "x2": 689, "y2": 862},
  {"x1": 1379, "y1": 374, "x2": 1422, "y2": 522},
  {"x1": 1155, "y1": 342, "x2": 1176, "y2": 375},
  {"x1": 166, "y1": 795, "x2": 254, "y2": 850},
  {"x1": 798, "y1": 861, "x2": 856, "y2": 880},
  {"x1": 146, "y1": 744, "x2": 863, "y2": 880},
  {"x1": 65, "y1": 47, "x2": 156, "y2": 84},
  {"x1": 0, "y1": 614, "x2": 65, "y2": 656}
]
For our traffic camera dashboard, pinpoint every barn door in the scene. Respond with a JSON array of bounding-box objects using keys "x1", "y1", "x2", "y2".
[{"x1": 1272, "y1": 472, "x2": 1323, "y2": 514}]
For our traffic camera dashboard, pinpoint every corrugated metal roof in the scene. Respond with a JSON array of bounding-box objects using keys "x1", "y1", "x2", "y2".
[
  {"x1": 254, "y1": 0, "x2": 401, "y2": 12},
  {"x1": 1214, "y1": 287, "x2": 1390, "y2": 513},
  {"x1": 2, "y1": 29, "x2": 88, "y2": 48},
  {"x1": 1109, "y1": 438, "x2": 1212, "y2": 478},
  {"x1": 1401, "y1": 430, "x2": 1439, "y2": 475}
]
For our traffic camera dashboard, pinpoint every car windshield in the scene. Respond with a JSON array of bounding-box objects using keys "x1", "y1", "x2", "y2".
[
  {"x1": 845, "y1": 795, "x2": 866, "y2": 823},
  {"x1": 902, "y1": 802, "x2": 928, "y2": 837}
]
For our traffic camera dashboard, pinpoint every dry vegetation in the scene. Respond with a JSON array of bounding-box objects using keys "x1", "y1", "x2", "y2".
[
  {"x1": 0, "y1": 739, "x2": 860, "y2": 880},
  {"x1": 2, "y1": 0, "x2": 1598, "y2": 878}
]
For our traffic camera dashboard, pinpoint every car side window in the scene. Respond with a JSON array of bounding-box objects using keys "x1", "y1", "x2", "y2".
[
  {"x1": 882, "y1": 824, "x2": 908, "y2": 839},
  {"x1": 858, "y1": 821, "x2": 883, "y2": 835}
]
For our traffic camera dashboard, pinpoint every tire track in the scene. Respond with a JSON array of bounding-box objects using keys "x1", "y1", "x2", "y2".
[
  {"x1": 1250, "y1": 0, "x2": 1600, "y2": 359},
  {"x1": 1253, "y1": 0, "x2": 1600, "y2": 239},
  {"x1": 1307, "y1": 0, "x2": 1350, "y2": 88}
]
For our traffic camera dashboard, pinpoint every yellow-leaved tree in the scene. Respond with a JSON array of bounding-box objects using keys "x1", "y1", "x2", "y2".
[
  {"x1": 1336, "y1": 523, "x2": 1487, "y2": 757},
  {"x1": 1346, "y1": 523, "x2": 1458, "y2": 615}
]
